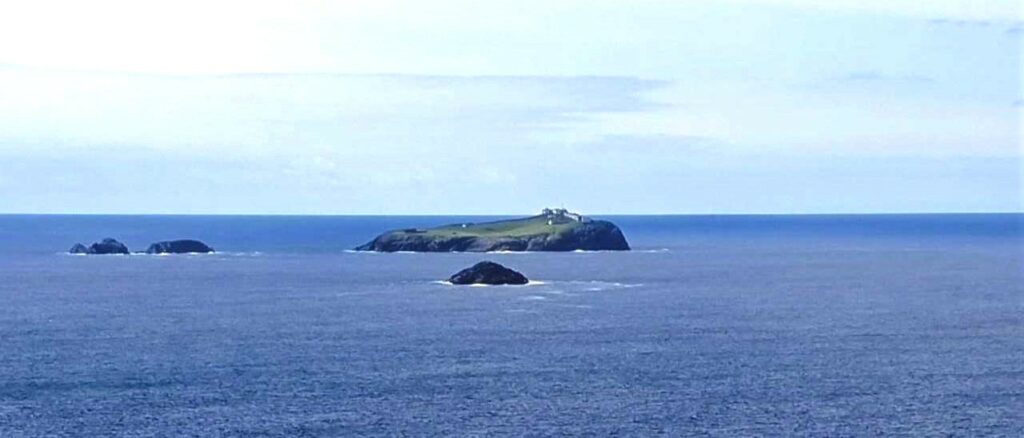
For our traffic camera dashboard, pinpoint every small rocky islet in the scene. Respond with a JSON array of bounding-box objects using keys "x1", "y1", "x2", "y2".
[
  {"x1": 69, "y1": 238, "x2": 130, "y2": 255},
  {"x1": 146, "y1": 240, "x2": 215, "y2": 254},
  {"x1": 356, "y1": 209, "x2": 630, "y2": 252},
  {"x1": 448, "y1": 261, "x2": 529, "y2": 285},
  {"x1": 69, "y1": 238, "x2": 215, "y2": 255}
]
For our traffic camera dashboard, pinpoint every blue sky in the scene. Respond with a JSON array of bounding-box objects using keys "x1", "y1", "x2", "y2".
[{"x1": 0, "y1": 0, "x2": 1020, "y2": 214}]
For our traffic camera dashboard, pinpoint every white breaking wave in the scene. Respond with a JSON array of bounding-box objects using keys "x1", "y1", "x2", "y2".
[
  {"x1": 211, "y1": 251, "x2": 263, "y2": 257},
  {"x1": 57, "y1": 252, "x2": 128, "y2": 256},
  {"x1": 434, "y1": 279, "x2": 639, "y2": 290},
  {"x1": 561, "y1": 280, "x2": 644, "y2": 291},
  {"x1": 348, "y1": 249, "x2": 668, "y2": 255},
  {"x1": 431, "y1": 280, "x2": 546, "y2": 287},
  {"x1": 60, "y1": 251, "x2": 263, "y2": 257},
  {"x1": 572, "y1": 248, "x2": 670, "y2": 253},
  {"x1": 536, "y1": 289, "x2": 568, "y2": 295}
]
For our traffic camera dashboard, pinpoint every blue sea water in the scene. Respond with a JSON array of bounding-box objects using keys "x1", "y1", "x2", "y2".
[{"x1": 0, "y1": 214, "x2": 1021, "y2": 436}]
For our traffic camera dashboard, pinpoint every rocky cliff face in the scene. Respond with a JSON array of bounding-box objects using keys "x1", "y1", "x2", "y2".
[{"x1": 355, "y1": 216, "x2": 630, "y2": 252}]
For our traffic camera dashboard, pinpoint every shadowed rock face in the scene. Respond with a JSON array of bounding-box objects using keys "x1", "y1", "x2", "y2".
[
  {"x1": 356, "y1": 214, "x2": 630, "y2": 252},
  {"x1": 145, "y1": 240, "x2": 215, "y2": 254},
  {"x1": 448, "y1": 261, "x2": 529, "y2": 285},
  {"x1": 68, "y1": 238, "x2": 129, "y2": 255}
]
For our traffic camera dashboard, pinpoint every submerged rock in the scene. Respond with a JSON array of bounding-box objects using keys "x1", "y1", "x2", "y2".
[
  {"x1": 145, "y1": 239, "x2": 215, "y2": 254},
  {"x1": 68, "y1": 238, "x2": 130, "y2": 255},
  {"x1": 448, "y1": 261, "x2": 529, "y2": 285},
  {"x1": 356, "y1": 209, "x2": 630, "y2": 252}
]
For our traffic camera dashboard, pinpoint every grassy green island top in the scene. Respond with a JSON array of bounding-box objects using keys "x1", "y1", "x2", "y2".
[
  {"x1": 404, "y1": 214, "x2": 586, "y2": 237},
  {"x1": 356, "y1": 209, "x2": 631, "y2": 252}
]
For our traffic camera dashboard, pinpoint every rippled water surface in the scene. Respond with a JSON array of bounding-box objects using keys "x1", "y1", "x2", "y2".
[{"x1": 1, "y1": 214, "x2": 1021, "y2": 436}]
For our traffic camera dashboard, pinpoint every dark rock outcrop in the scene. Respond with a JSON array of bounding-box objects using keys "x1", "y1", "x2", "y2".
[
  {"x1": 448, "y1": 261, "x2": 529, "y2": 285},
  {"x1": 145, "y1": 239, "x2": 215, "y2": 254},
  {"x1": 68, "y1": 238, "x2": 130, "y2": 255},
  {"x1": 68, "y1": 243, "x2": 90, "y2": 254},
  {"x1": 356, "y1": 211, "x2": 630, "y2": 252}
]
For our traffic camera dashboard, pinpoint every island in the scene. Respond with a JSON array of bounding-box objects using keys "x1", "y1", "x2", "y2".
[
  {"x1": 145, "y1": 239, "x2": 215, "y2": 254},
  {"x1": 355, "y1": 209, "x2": 630, "y2": 252},
  {"x1": 448, "y1": 261, "x2": 529, "y2": 285},
  {"x1": 69, "y1": 238, "x2": 130, "y2": 255}
]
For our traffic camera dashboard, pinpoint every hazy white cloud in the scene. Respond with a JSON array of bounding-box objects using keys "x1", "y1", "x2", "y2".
[
  {"x1": 0, "y1": 0, "x2": 1018, "y2": 213},
  {"x1": 0, "y1": 69, "x2": 663, "y2": 154},
  {"x1": 3, "y1": 0, "x2": 1017, "y2": 77},
  {"x1": 729, "y1": 0, "x2": 1020, "y2": 22}
]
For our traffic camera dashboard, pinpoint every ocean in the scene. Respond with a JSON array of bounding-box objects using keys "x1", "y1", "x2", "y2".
[{"x1": 0, "y1": 214, "x2": 1021, "y2": 436}]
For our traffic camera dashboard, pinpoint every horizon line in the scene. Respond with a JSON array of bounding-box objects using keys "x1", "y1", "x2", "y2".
[{"x1": 1, "y1": 211, "x2": 1021, "y2": 217}]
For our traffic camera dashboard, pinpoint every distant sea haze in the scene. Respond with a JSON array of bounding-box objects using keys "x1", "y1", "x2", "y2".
[{"x1": 0, "y1": 214, "x2": 1021, "y2": 435}]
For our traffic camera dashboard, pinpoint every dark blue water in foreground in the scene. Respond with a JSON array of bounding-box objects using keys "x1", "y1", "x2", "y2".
[{"x1": 0, "y1": 214, "x2": 1021, "y2": 436}]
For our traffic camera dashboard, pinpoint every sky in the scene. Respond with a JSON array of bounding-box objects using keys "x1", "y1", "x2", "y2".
[{"x1": 0, "y1": 0, "x2": 1020, "y2": 214}]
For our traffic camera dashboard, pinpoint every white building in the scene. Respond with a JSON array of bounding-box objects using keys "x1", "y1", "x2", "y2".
[{"x1": 541, "y1": 208, "x2": 586, "y2": 222}]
